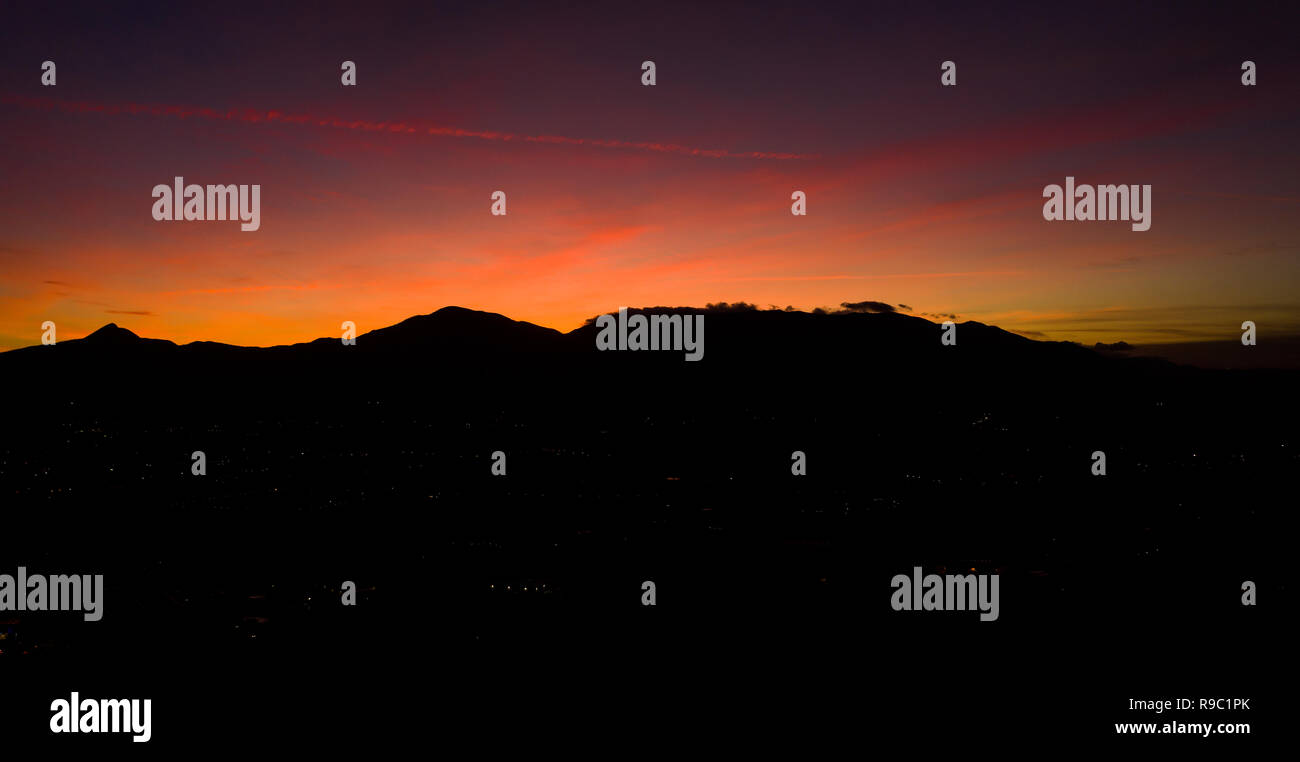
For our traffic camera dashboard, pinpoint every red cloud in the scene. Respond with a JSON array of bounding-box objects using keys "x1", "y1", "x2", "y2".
[{"x1": 1, "y1": 94, "x2": 817, "y2": 161}]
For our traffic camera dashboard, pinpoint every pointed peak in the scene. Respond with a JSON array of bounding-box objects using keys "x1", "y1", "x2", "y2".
[{"x1": 84, "y1": 323, "x2": 141, "y2": 341}]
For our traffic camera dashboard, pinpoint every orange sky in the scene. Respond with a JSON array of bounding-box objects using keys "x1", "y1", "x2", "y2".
[{"x1": 2, "y1": 4, "x2": 1297, "y2": 351}]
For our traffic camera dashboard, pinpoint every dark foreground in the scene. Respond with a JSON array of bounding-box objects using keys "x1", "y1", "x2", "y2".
[{"x1": 0, "y1": 309, "x2": 1287, "y2": 749}]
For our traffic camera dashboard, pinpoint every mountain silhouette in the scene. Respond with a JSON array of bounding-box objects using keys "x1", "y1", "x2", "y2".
[
  {"x1": 5, "y1": 304, "x2": 1212, "y2": 417},
  {"x1": 1, "y1": 304, "x2": 1111, "y2": 363},
  {"x1": 2, "y1": 301, "x2": 1292, "y2": 704},
  {"x1": 10, "y1": 306, "x2": 1281, "y2": 374},
  {"x1": 80, "y1": 322, "x2": 179, "y2": 352},
  {"x1": 352, "y1": 306, "x2": 565, "y2": 353},
  {"x1": 4, "y1": 306, "x2": 566, "y2": 359}
]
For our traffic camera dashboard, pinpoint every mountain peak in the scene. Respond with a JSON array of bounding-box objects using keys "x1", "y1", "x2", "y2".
[
  {"x1": 84, "y1": 323, "x2": 141, "y2": 342},
  {"x1": 355, "y1": 306, "x2": 564, "y2": 351}
]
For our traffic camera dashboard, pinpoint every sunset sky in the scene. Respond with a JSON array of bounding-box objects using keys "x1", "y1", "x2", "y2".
[{"x1": 2, "y1": 1, "x2": 1297, "y2": 351}]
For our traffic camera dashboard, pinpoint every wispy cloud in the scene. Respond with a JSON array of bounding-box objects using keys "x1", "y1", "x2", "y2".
[{"x1": 1, "y1": 94, "x2": 817, "y2": 161}]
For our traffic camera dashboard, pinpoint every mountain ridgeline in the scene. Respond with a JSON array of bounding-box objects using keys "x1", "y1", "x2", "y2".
[
  {"x1": 5, "y1": 304, "x2": 1286, "y2": 490},
  {"x1": 4, "y1": 305, "x2": 1288, "y2": 457},
  {"x1": 3, "y1": 304, "x2": 1177, "y2": 393},
  {"x1": 0, "y1": 304, "x2": 1290, "y2": 670}
]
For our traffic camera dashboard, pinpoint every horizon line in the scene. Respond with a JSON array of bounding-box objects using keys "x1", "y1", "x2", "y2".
[{"x1": 5, "y1": 304, "x2": 1294, "y2": 356}]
